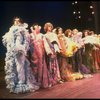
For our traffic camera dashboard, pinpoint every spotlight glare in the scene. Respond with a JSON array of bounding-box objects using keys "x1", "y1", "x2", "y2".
[
  {"x1": 90, "y1": 6, "x2": 93, "y2": 8},
  {"x1": 78, "y1": 11, "x2": 80, "y2": 14},
  {"x1": 78, "y1": 16, "x2": 81, "y2": 18},
  {"x1": 92, "y1": 12, "x2": 94, "y2": 14},
  {"x1": 73, "y1": 11, "x2": 76, "y2": 14},
  {"x1": 75, "y1": 1, "x2": 77, "y2": 4}
]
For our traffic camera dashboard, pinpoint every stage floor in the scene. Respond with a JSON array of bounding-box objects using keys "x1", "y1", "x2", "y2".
[{"x1": 1, "y1": 71, "x2": 100, "y2": 99}]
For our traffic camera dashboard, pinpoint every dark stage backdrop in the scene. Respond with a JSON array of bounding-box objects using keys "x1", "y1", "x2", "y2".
[
  {"x1": 0, "y1": 1, "x2": 73, "y2": 59},
  {"x1": 0, "y1": 1, "x2": 100, "y2": 62}
]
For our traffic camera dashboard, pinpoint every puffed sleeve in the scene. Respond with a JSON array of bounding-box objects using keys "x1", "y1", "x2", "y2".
[{"x1": 43, "y1": 35, "x2": 53, "y2": 55}]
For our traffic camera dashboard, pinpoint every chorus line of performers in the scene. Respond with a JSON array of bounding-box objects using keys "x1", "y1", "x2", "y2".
[{"x1": 2, "y1": 17, "x2": 100, "y2": 93}]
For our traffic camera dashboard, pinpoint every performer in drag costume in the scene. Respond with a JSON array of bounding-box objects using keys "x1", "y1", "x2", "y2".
[
  {"x1": 44, "y1": 22, "x2": 62, "y2": 86},
  {"x1": 90, "y1": 32, "x2": 100, "y2": 71},
  {"x1": 30, "y1": 23, "x2": 52, "y2": 88},
  {"x1": 82, "y1": 32, "x2": 98, "y2": 73},
  {"x1": 56, "y1": 27, "x2": 83, "y2": 81},
  {"x1": 55, "y1": 27, "x2": 75, "y2": 81},
  {"x1": 64, "y1": 29, "x2": 91, "y2": 79},
  {"x1": 2, "y1": 17, "x2": 39, "y2": 93}
]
